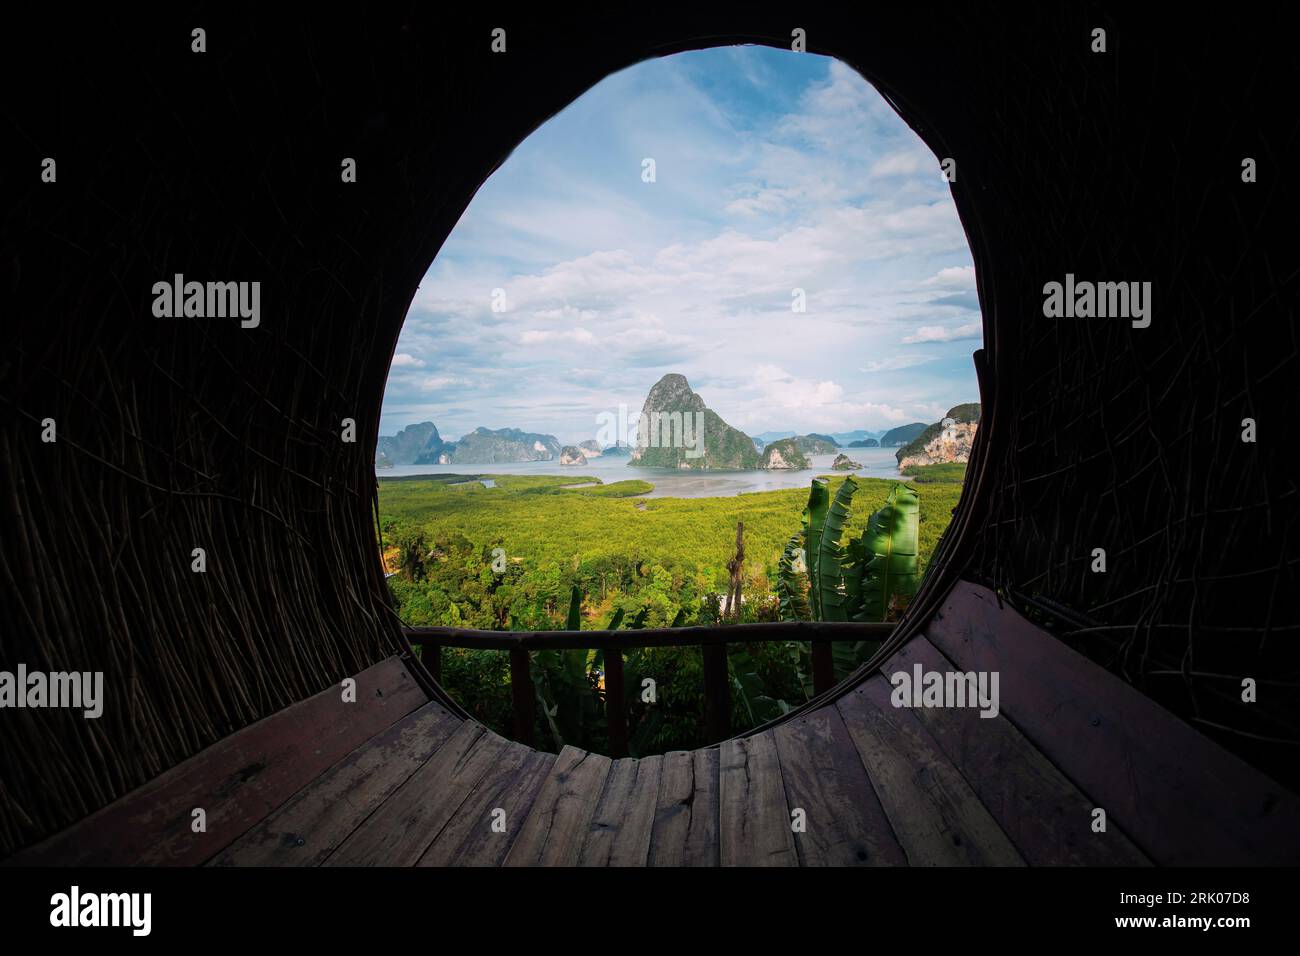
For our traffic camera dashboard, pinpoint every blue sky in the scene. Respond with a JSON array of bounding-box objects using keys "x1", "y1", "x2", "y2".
[{"x1": 381, "y1": 46, "x2": 982, "y2": 443}]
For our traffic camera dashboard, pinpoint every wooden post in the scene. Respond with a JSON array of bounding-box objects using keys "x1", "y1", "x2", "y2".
[
  {"x1": 811, "y1": 640, "x2": 835, "y2": 696},
  {"x1": 605, "y1": 647, "x2": 627, "y2": 758},
  {"x1": 702, "y1": 644, "x2": 730, "y2": 743},
  {"x1": 509, "y1": 648, "x2": 534, "y2": 746},
  {"x1": 425, "y1": 644, "x2": 442, "y2": 686}
]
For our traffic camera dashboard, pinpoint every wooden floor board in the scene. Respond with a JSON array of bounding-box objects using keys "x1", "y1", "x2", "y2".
[
  {"x1": 211, "y1": 700, "x2": 462, "y2": 866},
  {"x1": 772, "y1": 705, "x2": 908, "y2": 866},
  {"x1": 10, "y1": 656, "x2": 428, "y2": 866},
  {"x1": 880, "y1": 636, "x2": 1150, "y2": 866},
  {"x1": 926, "y1": 580, "x2": 1300, "y2": 865},
  {"x1": 578, "y1": 755, "x2": 663, "y2": 867},
  {"x1": 416, "y1": 746, "x2": 556, "y2": 867},
  {"x1": 837, "y1": 677, "x2": 1025, "y2": 866},
  {"x1": 504, "y1": 746, "x2": 612, "y2": 866},
  {"x1": 648, "y1": 749, "x2": 719, "y2": 867},
  {"x1": 719, "y1": 732, "x2": 797, "y2": 866},
  {"x1": 324, "y1": 723, "x2": 506, "y2": 866}
]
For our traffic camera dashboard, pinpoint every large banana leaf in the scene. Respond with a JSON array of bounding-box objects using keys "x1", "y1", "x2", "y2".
[
  {"x1": 777, "y1": 531, "x2": 812, "y2": 621},
  {"x1": 728, "y1": 646, "x2": 781, "y2": 725},
  {"x1": 802, "y1": 479, "x2": 829, "y2": 620},
  {"x1": 856, "y1": 483, "x2": 921, "y2": 622},
  {"x1": 817, "y1": 475, "x2": 859, "y2": 621},
  {"x1": 842, "y1": 536, "x2": 867, "y2": 620}
]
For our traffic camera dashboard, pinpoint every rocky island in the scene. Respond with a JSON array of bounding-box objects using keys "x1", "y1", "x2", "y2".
[
  {"x1": 374, "y1": 422, "x2": 562, "y2": 465},
  {"x1": 896, "y1": 403, "x2": 980, "y2": 468},
  {"x1": 880, "y1": 422, "x2": 928, "y2": 447},
  {"x1": 759, "y1": 438, "x2": 810, "y2": 470},
  {"x1": 629, "y1": 373, "x2": 760, "y2": 470}
]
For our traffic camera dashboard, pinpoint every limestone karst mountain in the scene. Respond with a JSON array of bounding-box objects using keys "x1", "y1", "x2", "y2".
[
  {"x1": 375, "y1": 421, "x2": 453, "y2": 466},
  {"x1": 759, "y1": 438, "x2": 810, "y2": 470},
  {"x1": 375, "y1": 423, "x2": 561, "y2": 465},
  {"x1": 629, "y1": 373, "x2": 760, "y2": 471},
  {"x1": 896, "y1": 403, "x2": 981, "y2": 468},
  {"x1": 880, "y1": 422, "x2": 928, "y2": 447},
  {"x1": 449, "y1": 427, "x2": 563, "y2": 464}
]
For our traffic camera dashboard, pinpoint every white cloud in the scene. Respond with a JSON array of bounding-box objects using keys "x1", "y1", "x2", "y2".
[
  {"x1": 519, "y1": 327, "x2": 597, "y2": 346},
  {"x1": 390, "y1": 353, "x2": 425, "y2": 368},
  {"x1": 533, "y1": 305, "x2": 599, "y2": 322},
  {"x1": 724, "y1": 364, "x2": 915, "y2": 432},
  {"x1": 418, "y1": 375, "x2": 472, "y2": 391},
  {"x1": 923, "y1": 265, "x2": 976, "y2": 289},
  {"x1": 869, "y1": 150, "x2": 930, "y2": 178},
  {"x1": 902, "y1": 322, "x2": 982, "y2": 344},
  {"x1": 860, "y1": 355, "x2": 938, "y2": 373}
]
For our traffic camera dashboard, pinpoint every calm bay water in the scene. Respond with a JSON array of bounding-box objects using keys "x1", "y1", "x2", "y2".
[{"x1": 376, "y1": 447, "x2": 902, "y2": 499}]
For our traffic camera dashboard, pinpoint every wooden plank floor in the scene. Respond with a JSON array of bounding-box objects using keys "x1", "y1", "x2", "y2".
[{"x1": 10, "y1": 581, "x2": 1300, "y2": 867}]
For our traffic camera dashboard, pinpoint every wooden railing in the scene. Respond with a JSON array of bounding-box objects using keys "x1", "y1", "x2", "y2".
[{"x1": 403, "y1": 621, "x2": 895, "y2": 757}]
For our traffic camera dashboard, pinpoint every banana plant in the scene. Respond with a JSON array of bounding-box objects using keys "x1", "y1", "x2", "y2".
[
  {"x1": 781, "y1": 477, "x2": 921, "y2": 627},
  {"x1": 856, "y1": 483, "x2": 920, "y2": 623},
  {"x1": 534, "y1": 584, "x2": 596, "y2": 749},
  {"x1": 801, "y1": 479, "x2": 829, "y2": 619},
  {"x1": 816, "y1": 476, "x2": 859, "y2": 621},
  {"x1": 776, "y1": 532, "x2": 811, "y2": 621}
]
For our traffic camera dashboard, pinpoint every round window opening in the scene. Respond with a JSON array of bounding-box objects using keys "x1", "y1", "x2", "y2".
[{"x1": 376, "y1": 45, "x2": 983, "y2": 756}]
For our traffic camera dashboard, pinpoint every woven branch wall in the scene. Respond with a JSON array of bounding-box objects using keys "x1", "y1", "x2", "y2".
[{"x1": 1, "y1": 6, "x2": 1295, "y2": 855}]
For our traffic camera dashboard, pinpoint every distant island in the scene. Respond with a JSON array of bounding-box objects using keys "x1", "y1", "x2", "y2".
[
  {"x1": 880, "y1": 422, "x2": 928, "y2": 447},
  {"x1": 758, "y1": 438, "x2": 809, "y2": 470},
  {"x1": 377, "y1": 423, "x2": 563, "y2": 466},
  {"x1": 626, "y1": 374, "x2": 828, "y2": 470},
  {"x1": 629, "y1": 373, "x2": 759, "y2": 469},
  {"x1": 374, "y1": 372, "x2": 977, "y2": 473},
  {"x1": 896, "y1": 403, "x2": 980, "y2": 468},
  {"x1": 377, "y1": 423, "x2": 636, "y2": 467}
]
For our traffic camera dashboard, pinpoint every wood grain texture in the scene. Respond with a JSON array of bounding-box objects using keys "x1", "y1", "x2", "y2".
[
  {"x1": 772, "y1": 705, "x2": 908, "y2": 866},
  {"x1": 578, "y1": 755, "x2": 662, "y2": 866},
  {"x1": 9, "y1": 656, "x2": 428, "y2": 866},
  {"x1": 416, "y1": 746, "x2": 556, "y2": 867},
  {"x1": 838, "y1": 677, "x2": 1024, "y2": 866},
  {"x1": 881, "y1": 636, "x2": 1149, "y2": 866},
  {"x1": 324, "y1": 723, "x2": 503, "y2": 866},
  {"x1": 719, "y1": 732, "x2": 797, "y2": 866},
  {"x1": 926, "y1": 580, "x2": 1300, "y2": 865},
  {"x1": 504, "y1": 746, "x2": 612, "y2": 866},
  {"x1": 211, "y1": 700, "x2": 462, "y2": 865},
  {"x1": 648, "y1": 748, "x2": 719, "y2": 867}
]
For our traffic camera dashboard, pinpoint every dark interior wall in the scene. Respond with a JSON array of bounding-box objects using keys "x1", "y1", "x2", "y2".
[{"x1": 1, "y1": 6, "x2": 1295, "y2": 854}]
